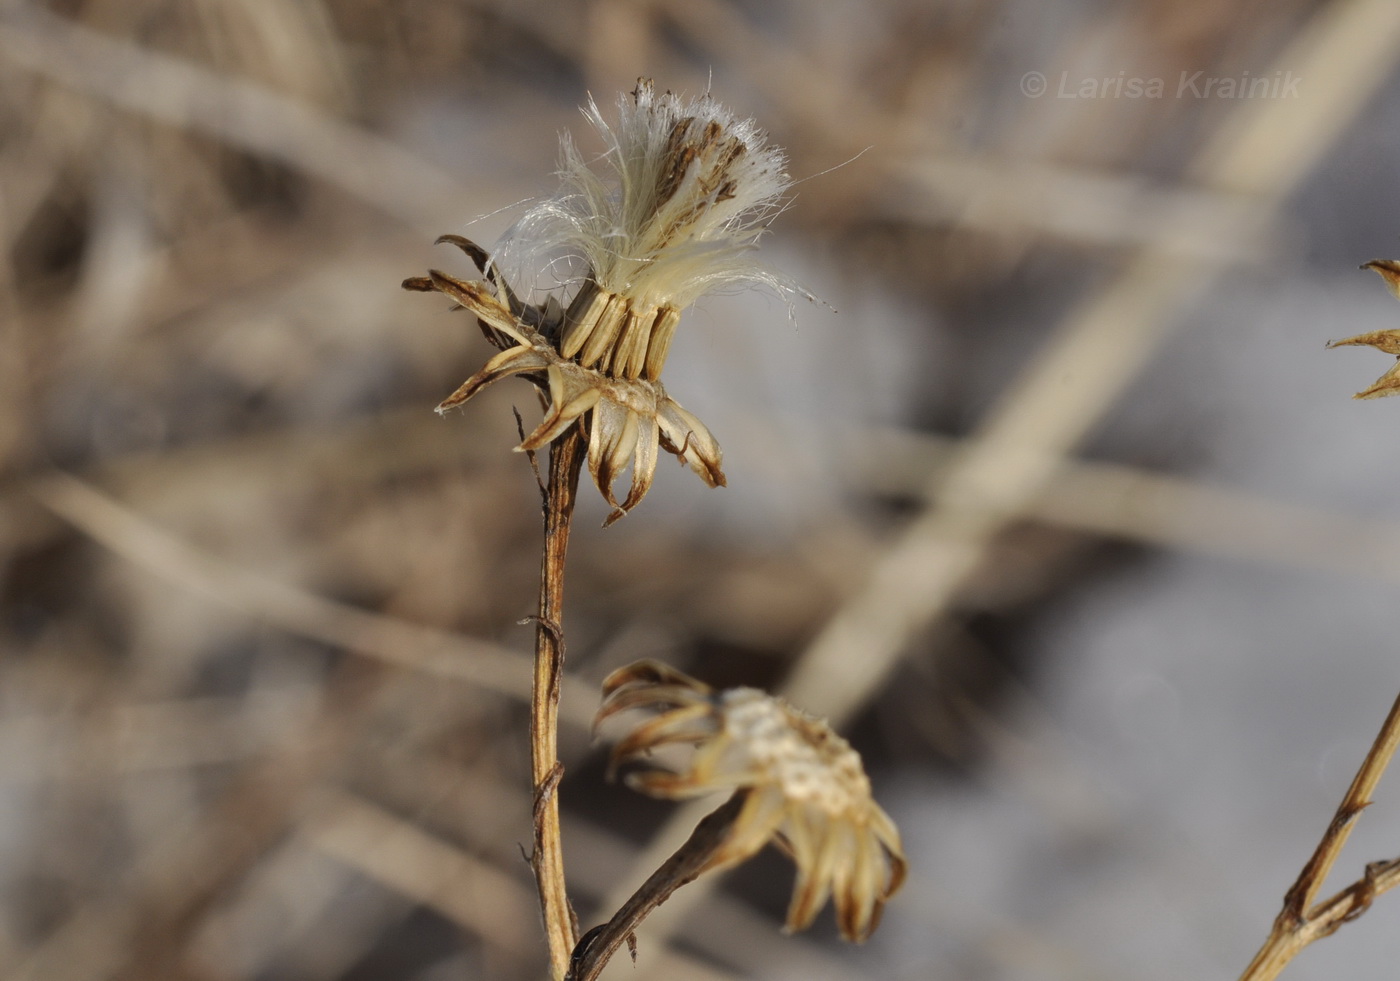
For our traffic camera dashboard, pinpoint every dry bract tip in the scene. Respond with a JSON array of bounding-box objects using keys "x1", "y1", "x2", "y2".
[
  {"x1": 1329, "y1": 260, "x2": 1400, "y2": 399},
  {"x1": 596, "y1": 660, "x2": 906, "y2": 943},
  {"x1": 404, "y1": 80, "x2": 805, "y2": 522}
]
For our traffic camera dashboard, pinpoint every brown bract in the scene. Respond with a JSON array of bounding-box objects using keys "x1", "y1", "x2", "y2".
[
  {"x1": 1329, "y1": 261, "x2": 1400, "y2": 399},
  {"x1": 596, "y1": 661, "x2": 907, "y2": 942},
  {"x1": 404, "y1": 237, "x2": 725, "y2": 525}
]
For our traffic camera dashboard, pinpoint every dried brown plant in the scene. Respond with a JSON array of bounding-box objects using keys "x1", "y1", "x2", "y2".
[
  {"x1": 403, "y1": 81, "x2": 902, "y2": 980},
  {"x1": 7, "y1": 2, "x2": 1400, "y2": 980}
]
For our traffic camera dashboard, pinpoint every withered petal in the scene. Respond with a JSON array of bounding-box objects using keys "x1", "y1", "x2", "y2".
[
  {"x1": 677, "y1": 731, "x2": 738, "y2": 794},
  {"x1": 426, "y1": 270, "x2": 530, "y2": 345},
  {"x1": 437, "y1": 346, "x2": 552, "y2": 412},
  {"x1": 883, "y1": 844, "x2": 908, "y2": 902},
  {"x1": 1363, "y1": 259, "x2": 1400, "y2": 302},
  {"x1": 869, "y1": 823, "x2": 904, "y2": 891},
  {"x1": 607, "y1": 703, "x2": 718, "y2": 774},
  {"x1": 600, "y1": 660, "x2": 713, "y2": 700},
  {"x1": 614, "y1": 416, "x2": 661, "y2": 518},
  {"x1": 607, "y1": 410, "x2": 642, "y2": 491},
  {"x1": 1353, "y1": 359, "x2": 1400, "y2": 400},
  {"x1": 546, "y1": 362, "x2": 602, "y2": 406},
  {"x1": 780, "y1": 810, "x2": 821, "y2": 877},
  {"x1": 595, "y1": 685, "x2": 713, "y2": 726},
  {"x1": 705, "y1": 787, "x2": 787, "y2": 871},
  {"x1": 866, "y1": 803, "x2": 904, "y2": 859},
  {"x1": 657, "y1": 398, "x2": 726, "y2": 487},
  {"x1": 784, "y1": 818, "x2": 841, "y2": 934},
  {"x1": 519, "y1": 368, "x2": 602, "y2": 450},
  {"x1": 434, "y1": 234, "x2": 491, "y2": 270},
  {"x1": 623, "y1": 768, "x2": 715, "y2": 798},
  {"x1": 834, "y1": 827, "x2": 884, "y2": 942},
  {"x1": 588, "y1": 400, "x2": 640, "y2": 509},
  {"x1": 435, "y1": 233, "x2": 528, "y2": 319},
  {"x1": 1328, "y1": 329, "x2": 1400, "y2": 356}
]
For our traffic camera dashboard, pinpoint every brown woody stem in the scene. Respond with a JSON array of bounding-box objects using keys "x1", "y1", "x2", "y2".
[
  {"x1": 1237, "y1": 691, "x2": 1400, "y2": 981},
  {"x1": 533, "y1": 426, "x2": 585, "y2": 980},
  {"x1": 566, "y1": 790, "x2": 748, "y2": 981}
]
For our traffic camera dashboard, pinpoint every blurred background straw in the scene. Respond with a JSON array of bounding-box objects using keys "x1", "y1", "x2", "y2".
[{"x1": 4, "y1": 1, "x2": 1400, "y2": 980}]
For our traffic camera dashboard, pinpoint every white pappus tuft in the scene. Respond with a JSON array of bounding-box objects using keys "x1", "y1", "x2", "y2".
[{"x1": 499, "y1": 79, "x2": 803, "y2": 317}]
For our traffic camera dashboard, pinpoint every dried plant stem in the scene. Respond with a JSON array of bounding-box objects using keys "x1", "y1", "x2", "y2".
[
  {"x1": 567, "y1": 790, "x2": 748, "y2": 981},
  {"x1": 1238, "y1": 691, "x2": 1400, "y2": 981},
  {"x1": 0, "y1": 6, "x2": 465, "y2": 233},
  {"x1": 533, "y1": 425, "x2": 585, "y2": 980}
]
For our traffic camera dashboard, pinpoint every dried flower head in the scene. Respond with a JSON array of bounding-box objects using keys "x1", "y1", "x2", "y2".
[
  {"x1": 1329, "y1": 259, "x2": 1400, "y2": 399},
  {"x1": 596, "y1": 660, "x2": 906, "y2": 943},
  {"x1": 404, "y1": 81, "x2": 802, "y2": 522}
]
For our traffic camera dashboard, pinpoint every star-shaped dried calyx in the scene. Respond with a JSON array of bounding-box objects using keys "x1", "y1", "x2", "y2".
[
  {"x1": 1330, "y1": 260, "x2": 1400, "y2": 399},
  {"x1": 404, "y1": 237, "x2": 725, "y2": 524}
]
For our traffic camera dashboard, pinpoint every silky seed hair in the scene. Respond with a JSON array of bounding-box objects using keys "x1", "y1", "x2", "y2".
[
  {"x1": 501, "y1": 81, "x2": 798, "y2": 309},
  {"x1": 497, "y1": 80, "x2": 805, "y2": 384}
]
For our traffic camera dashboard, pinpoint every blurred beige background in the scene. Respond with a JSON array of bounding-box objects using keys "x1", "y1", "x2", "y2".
[{"x1": 3, "y1": 1, "x2": 1400, "y2": 979}]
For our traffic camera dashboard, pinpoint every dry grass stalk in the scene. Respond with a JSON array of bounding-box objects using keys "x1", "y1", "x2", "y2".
[
  {"x1": 29, "y1": 472, "x2": 597, "y2": 721},
  {"x1": 1237, "y1": 692, "x2": 1400, "y2": 981},
  {"x1": 0, "y1": 5, "x2": 464, "y2": 233}
]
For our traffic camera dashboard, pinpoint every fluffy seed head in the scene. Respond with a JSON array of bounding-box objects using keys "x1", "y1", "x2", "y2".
[
  {"x1": 403, "y1": 81, "x2": 801, "y2": 519},
  {"x1": 500, "y1": 79, "x2": 800, "y2": 316}
]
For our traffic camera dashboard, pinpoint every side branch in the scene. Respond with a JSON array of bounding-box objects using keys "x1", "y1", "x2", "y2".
[
  {"x1": 566, "y1": 791, "x2": 749, "y2": 981},
  {"x1": 1237, "y1": 691, "x2": 1400, "y2": 981}
]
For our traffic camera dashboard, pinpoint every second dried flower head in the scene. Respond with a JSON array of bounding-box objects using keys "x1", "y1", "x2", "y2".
[
  {"x1": 404, "y1": 80, "x2": 803, "y2": 522},
  {"x1": 596, "y1": 660, "x2": 906, "y2": 943}
]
